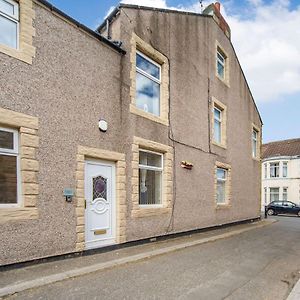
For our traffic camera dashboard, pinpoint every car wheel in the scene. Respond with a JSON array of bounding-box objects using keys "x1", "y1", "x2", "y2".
[
  {"x1": 298, "y1": 211, "x2": 300, "y2": 217},
  {"x1": 267, "y1": 209, "x2": 275, "y2": 216}
]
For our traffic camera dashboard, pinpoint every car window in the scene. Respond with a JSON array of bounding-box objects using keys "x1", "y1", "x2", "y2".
[{"x1": 283, "y1": 202, "x2": 292, "y2": 207}]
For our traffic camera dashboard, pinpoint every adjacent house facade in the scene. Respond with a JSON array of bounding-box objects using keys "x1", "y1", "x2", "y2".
[
  {"x1": 0, "y1": 0, "x2": 262, "y2": 266},
  {"x1": 261, "y1": 139, "x2": 300, "y2": 210}
]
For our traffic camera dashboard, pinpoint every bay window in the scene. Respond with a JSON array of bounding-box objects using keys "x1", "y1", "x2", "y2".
[
  {"x1": 139, "y1": 150, "x2": 163, "y2": 206},
  {"x1": 270, "y1": 162, "x2": 279, "y2": 178},
  {"x1": 283, "y1": 162, "x2": 288, "y2": 178},
  {"x1": 282, "y1": 187, "x2": 288, "y2": 201},
  {"x1": 270, "y1": 187, "x2": 279, "y2": 202}
]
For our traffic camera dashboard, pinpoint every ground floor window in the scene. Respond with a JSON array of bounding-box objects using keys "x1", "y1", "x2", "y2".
[
  {"x1": 0, "y1": 127, "x2": 19, "y2": 206},
  {"x1": 270, "y1": 187, "x2": 280, "y2": 202},
  {"x1": 138, "y1": 150, "x2": 163, "y2": 205},
  {"x1": 216, "y1": 167, "x2": 227, "y2": 204},
  {"x1": 282, "y1": 187, "x2": 288, "y2": 201},
  {"x1": 264, "y1": 187, "x2": 267, "y2": 205}
]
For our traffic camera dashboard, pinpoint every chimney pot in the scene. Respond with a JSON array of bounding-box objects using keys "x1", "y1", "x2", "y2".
[{"x1": 215, "y1": 2, "x2": 221, "y2": 12}]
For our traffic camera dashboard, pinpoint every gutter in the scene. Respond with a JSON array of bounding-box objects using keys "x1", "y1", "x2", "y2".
[{"x1": 36, "y1": 0, "x2": 126, "y2": 55}]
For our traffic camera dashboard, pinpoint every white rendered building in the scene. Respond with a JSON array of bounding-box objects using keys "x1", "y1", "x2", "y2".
[{"x1": 262, "y1": 139, "x2": 300, "y2": 211}]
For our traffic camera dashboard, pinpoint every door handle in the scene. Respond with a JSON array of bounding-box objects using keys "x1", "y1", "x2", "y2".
[{"x1": 84, "y1": 199, "x2": 87, "y2": 209}]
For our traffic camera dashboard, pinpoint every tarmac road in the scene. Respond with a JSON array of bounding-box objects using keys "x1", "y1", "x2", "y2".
[{"x1": 6, "y1": 216, "x2": 300, "y2": 300}]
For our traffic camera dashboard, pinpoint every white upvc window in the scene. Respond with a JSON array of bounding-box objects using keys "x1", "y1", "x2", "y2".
[
  {"x1": 135, "y1": 51, "x2": 161, "y2": 117},
  {"x1": 270, "y1": 187, "x2": 279, "y2": 202},
  {"x1": 252, "y1": 128, "x2": 258, "y2": 158},
  {"x1": 282, "y1": 187, "x2": 288, "y2": 201},
  {"x1": 282, "y1": 162, "x2": 288, "y2": 178},
  {"x1": 0, "y1": 127, "x2": 20, "y2": 207},
  {"x1": 0, "y1": 0, "x2": 19, "y2": 49},
  {"x1": 213, "y1": 107, "x2": 222, "y2": 144},
  {"x1": 264, "y1": 163, "x2": 268, "y2": 179},
  {"x1": 264, "y1": 187, "x2": 267, "y2": 205},
  {"x1": 216, "y1": 167, "x2": 227, "y2": 204},
  {"x1": 270, "y1": 162, "x2": 279, "y2": 178},
  {"x1": 217, "y1": 47, "x2": 226, "y2": 80},
  {"x1": 138, "y1": 150, "x2": 163, "y2": 206}
]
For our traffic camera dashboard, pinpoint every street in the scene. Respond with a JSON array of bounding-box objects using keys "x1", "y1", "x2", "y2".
[{"x1": 6, "y1": 217, "x2": 300, "y2": 300}]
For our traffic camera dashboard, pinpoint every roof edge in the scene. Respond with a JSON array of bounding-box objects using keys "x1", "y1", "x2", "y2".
[
  {"x1": 263, "y1": 138, "x2": 300, "y2": 146},
  {"x1": 96, "y1": 3, "x2": 212, "y2": 33},
  {"x1": 35, "y1": 0, "x2": 126, "y2": 54}
]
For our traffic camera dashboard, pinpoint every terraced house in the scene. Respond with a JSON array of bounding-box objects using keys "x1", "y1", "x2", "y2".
[{"x1": 0, "y1": 0, "x2": 262, "y2": 266}]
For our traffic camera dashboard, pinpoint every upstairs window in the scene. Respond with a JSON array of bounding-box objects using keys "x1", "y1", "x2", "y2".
[
  {"x1": 252, "y1": 128, "x2": 258, "y2": 158},
  {"x1": 135, "y1": 51, "x2": 161, "y2": 117},
  {"x1": 217, "y1": 47, "x2": 226, "y2": 80},
  {"x1": 213, "y1": 107, "x2": 222, "y2": 144},
  {"x1": 139, "y1": 150, "x2": 163, "y2": 206},
  {"x1": 264, "y1": 163, "x2": 267, "y2": 179},
  {"x1": 0, "y1": 127, "x2": 19, "y2": 206},
  {"x1": 270, "y1": 162, "x2": 279, "y2": 178},
  {"x1": 282, "y1": 162, "x2": 288, "y2": 178},
  {"x1": 0, "y1": 0, "x2": 19, "y2": 49}
]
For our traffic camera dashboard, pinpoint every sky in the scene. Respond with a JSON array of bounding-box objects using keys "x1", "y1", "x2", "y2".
[{"x1": 47, "y1": 0, "x2": 300, "y2": 143}]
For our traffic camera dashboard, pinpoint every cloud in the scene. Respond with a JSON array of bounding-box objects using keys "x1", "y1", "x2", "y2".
[
  {"x1": 226, "y1": 1, "x2": 300, "y2": 103},
  {"x1": 112, "y1": 0, "x2": 300, "y2": 103}
]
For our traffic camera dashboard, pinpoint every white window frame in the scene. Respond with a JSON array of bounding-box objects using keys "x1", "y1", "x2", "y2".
[
  {"x1": 270, "y1": 162, "x2": 279, "y2": 178},
  {"x1": 216, "y1": 167, "x2": 227, "y2": 204},
  {"x1": 282, "y1": 162, "x2": 288, "y2": 178},
  {"x1": 213, "y1": 106, "x2": 222, "y2": 144},
  {"x1": 269, "y1": 187, "x2": 280, "y2": 202},
  {"x1": 252, "y1": 128, "x2": 258, "y2": 158},
  {"x1": 264, "y1": 163, "x2": 268, "y2": 179},
  {"x1": 264, "y1": 187, "x2": 267, "y2": 205},
  {"x1": 282, "y1": 187, "x2": 288, "y2": 201},
  {"x1": 217, "y1": 48, "x2": 226, "y2": 80},
  {"x1": 0, "y1": 0, "x2": 19, "y2": 49},
  {"x1": 0, "y1": 126, "x2": 21, "y2": 208},
  {"x1": 138, "y1": 149, "x2": 163, "y2": 208},
  {"x1": 135, "y1": 50, "x2": 162, "y2": 116}
]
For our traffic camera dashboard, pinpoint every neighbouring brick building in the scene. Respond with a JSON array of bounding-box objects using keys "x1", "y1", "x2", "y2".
[{"x1": 0, "y1": 0, "x2": 262, "y2": 266}]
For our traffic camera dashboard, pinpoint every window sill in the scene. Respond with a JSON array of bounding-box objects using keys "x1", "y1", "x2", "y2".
[
  {"x1": 130, "y1": 104, "x2": 168, "y2": 126},
  {"x1": 252, "y1": 157, "x2": 261, "y2": 162},
  {"x1": 131, "y1": 207, "x2": 171, "y2": 218},
  {"x1": 0, "y1": 207, "x2": 38, "y2": 223},
  {"x1": 0, "y1": 43, "x2": 33, "y2": 64},
  {"x1": 212, "y1": 141, "x2": 227, "y2": 149},
  {"x1": 216, "y1": 203, "x2": 231, "y2": 210},
  {"x1": 216, "y1": 74, "x2": 230, "y2": 88}
]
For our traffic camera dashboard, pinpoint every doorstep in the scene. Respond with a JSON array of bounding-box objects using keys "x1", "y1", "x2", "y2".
[{"x1": 0, "y1": 219, "x2": 276, "y2": 298}]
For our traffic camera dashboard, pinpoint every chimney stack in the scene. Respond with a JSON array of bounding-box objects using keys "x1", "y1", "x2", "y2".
[
  {"x1": 214, "y1": 2, "x2": 221, "y2": 12},
  {"x1": 202, "y1": 2, "x2": 231, "y2": 39}
]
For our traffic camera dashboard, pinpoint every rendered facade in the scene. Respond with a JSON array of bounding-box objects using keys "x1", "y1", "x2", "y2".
[
  {"x1": 0, "y1": 0, "x2": 262, "y2": 266},
  {"x1": 262, "y1": 139, "x2": 300, "y2": 210}
]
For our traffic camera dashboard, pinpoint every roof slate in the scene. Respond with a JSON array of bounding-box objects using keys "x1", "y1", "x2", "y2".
[{"x1": 262, "y1": 139, "x2": 300, "y2": 159}]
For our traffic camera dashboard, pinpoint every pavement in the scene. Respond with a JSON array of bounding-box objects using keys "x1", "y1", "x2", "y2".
[{"x1": 1, "y1": 217, "x2": 300, "y2": 299}]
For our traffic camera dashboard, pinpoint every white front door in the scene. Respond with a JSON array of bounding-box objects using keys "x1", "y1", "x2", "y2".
[{"x1": 85, "y1": 160, "x2": 116, "y2": 249}]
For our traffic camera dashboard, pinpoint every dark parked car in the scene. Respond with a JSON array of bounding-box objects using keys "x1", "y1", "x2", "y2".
[{"x1": 266, "y1": 201, "x2": 300, "y2": 217}]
